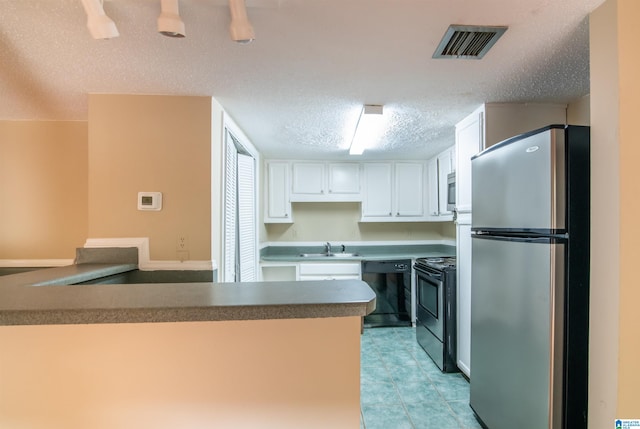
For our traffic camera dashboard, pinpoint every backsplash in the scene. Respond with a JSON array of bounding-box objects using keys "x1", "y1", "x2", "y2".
[{"x1": 264, "y1": 202, "x2": 455, "y2": 242}]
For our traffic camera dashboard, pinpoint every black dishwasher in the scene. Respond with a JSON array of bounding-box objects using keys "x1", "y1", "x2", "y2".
[{"x1": 361, "y1": 259, "x2": 412, "y2": 328}]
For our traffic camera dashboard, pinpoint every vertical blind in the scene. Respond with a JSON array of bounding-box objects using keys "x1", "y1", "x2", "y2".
[
  {"x1": 223, "y1": 130, "x2": 257, "y2": 282},
  {"x1": 237, "y1": 153, "x2": 256, "y2": 281}
]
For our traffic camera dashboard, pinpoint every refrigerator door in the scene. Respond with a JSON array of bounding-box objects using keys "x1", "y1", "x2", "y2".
[
  {"x1": 470, "y1": 235, "x2": 565, "y2": 429},
  {"x1": 472, "y1": 127, "x2": 566, "y2": 232}
]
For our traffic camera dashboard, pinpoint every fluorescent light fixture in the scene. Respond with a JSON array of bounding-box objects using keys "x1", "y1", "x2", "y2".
[
  {"x1": 158, "y1": 0, "x2": 185, "y2": 38},
  {"x1": 80, "y1": 0, "x2": 119, "y2": 40},
  {"x1": 229, "y1": 0, "x2": 255, "y2": 44},
  {"x1": 349, "y1": 105, "x2": 384, "y2": 155}
]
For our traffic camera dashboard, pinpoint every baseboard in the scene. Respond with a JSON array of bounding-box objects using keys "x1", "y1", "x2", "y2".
[{"x1": 0, "y1": 259, "x2": 74, "y2": 268}]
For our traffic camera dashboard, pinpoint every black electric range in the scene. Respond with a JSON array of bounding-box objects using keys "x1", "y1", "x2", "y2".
[{"x1": 413, "y1": 256, "x2": 459, "y2": 373}]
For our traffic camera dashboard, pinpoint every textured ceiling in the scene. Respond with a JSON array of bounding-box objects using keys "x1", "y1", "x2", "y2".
[{"x1": 0, "y1": 0, "x2": 605, "y2": 160}]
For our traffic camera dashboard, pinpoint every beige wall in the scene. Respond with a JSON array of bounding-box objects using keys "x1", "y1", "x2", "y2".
[
  {"x1": 567, "y1": 95, "x2": 590, "y2": 125},
  {"x1": 264, "y1": 202, "x2": 455, "y2": 242},
  {"x1": 612, "y1": 0, "x2": 640, "y2": 418},
  {"x1": 590, "y1": 0, "x2": 640, "y2": 424},
  {"x1": 88, "y1": 95, "x2": 212, "y2": 262},
  {"x1": 0, "y1": 317, "x2": 361, "y2": 429},
  {"x1": 0, "y1": 121, "x2": 88, "y2": 260}
]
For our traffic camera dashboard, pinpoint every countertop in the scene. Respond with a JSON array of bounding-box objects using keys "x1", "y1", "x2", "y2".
[
  {"x1": 260, "y1": 243, "x2": 455, "y2": 262},
  {"x1": 0, "y1": 264, "x2": 376, "y2": 326}
]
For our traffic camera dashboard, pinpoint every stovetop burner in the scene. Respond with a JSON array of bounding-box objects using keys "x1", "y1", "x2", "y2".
[{"x1": 415, "y1": 256, "x2": 456, "y2": 270}]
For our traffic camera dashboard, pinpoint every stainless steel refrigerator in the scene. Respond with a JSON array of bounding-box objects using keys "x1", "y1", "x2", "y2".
[{"x1": 470, "y1": 125, "x2": 589, "y2": 429}]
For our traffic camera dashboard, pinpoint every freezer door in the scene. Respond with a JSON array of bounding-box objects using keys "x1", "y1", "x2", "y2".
[
  {"x1": 470, "y1": 235, "x2": 565, "y2": 429},
  {"x1": 472, "y1": 127, "x2": 566, "y2": 232}
]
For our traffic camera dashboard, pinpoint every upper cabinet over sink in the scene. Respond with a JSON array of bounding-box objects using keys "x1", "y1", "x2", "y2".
[
  {"x1": 264, "y1": 159, "x2": 452, "y2": 224},
  {"x1": 291, "y1": 162, "x2": 361, "y2": 202}
]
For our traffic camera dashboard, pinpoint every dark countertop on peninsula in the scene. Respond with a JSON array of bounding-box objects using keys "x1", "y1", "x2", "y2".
[{"x1": 0, "y1": 264, "x2": 376, "y2": 326}]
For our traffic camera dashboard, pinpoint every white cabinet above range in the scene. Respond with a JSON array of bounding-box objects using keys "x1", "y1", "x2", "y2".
[{"x1": 426, "y1": 146, "x2": 456, "y2": 220}]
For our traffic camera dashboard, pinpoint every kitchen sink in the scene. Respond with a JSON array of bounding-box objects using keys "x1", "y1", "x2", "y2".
[{"x1": 298, "y1": 253, "x2": 360, "y2": 258}]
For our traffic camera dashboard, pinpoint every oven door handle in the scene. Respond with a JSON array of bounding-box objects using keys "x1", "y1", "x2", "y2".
[{"x1": 414, "y1": 266, "x2": 443, "y2": 280}]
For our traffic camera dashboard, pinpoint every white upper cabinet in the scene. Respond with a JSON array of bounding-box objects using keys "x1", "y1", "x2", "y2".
[
  {"x1": 361, "y1": 161, "x2": 432, "y2": 222},
  {"x1": 291, "y1": 162, "x2": 325, "y2": 196},
  {"x1": 455, "y1": 109, "x2": 483, "y2": 214},
  {"x1": 290, "y1": 162, "x2": 361, "y2": 202},
  {"x1": 328, "y1": 163, "x2": 361, "y2": 194},
  {"x1": 264, "y1": 161, "x2": 292, "y2": 223},
  {"x1": 437, "y1": 147, "x2": 455, "y2": 216},
  {"x1": 427, "y1": 157, "x2": 439, "y2": 216},
  {"x1": 264, "y1": 159, "x2": 447, "y2": 223},
  {"x1": 426, "y1": 146, "x2": 455, "y2": 219},
  {"x1": 361, "y1": 163, "x2": 393, "y2": 217},
  {"x1": 395, "y1": 162, "x2": 424, "y2": 217}
]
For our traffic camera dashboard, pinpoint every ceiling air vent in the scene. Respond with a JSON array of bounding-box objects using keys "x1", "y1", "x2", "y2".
[{"x1": 433, "y1": 25, "x2": 508, "y2": 59}]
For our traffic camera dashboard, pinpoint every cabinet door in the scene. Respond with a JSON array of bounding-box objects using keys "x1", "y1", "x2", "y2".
[
  {"x1": 427, "y1": 157, "x2": 439, "y2": 216},
  {"x1": 395, "y1": 162, "x2": 424, "y2": 217},
  {"x1": 437, "y1": 148, "x2": 454, "y2": 215},
  {"x1": 456, "y1": 218, "x2": 472, "y2": 377},
  {"x1": 298, "y1": 263, "x2": 360, "y2": 281},
  {"x1": 455, "y1": 110, "x2": 483, "y2": 213},
  {"x1": 291, "y1": 162, "x2": 325, "y2": 195},
  {"x1": 328, "y1": 163, "x2": 360, "y2": 194},
  {"x1": 362, "y1": 163, "x2": 393, "y2": 217},
  {"x1": 266, "y1": 162, "x2": 291, "y2": 222}
]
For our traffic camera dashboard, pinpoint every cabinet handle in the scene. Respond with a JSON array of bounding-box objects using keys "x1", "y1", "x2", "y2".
[
  {"x1": 285, "y1": 213, "x2": 289, "y2": 217},
  {"x1": 389, "y1": 212, "x2": 392, "y2": 216}
]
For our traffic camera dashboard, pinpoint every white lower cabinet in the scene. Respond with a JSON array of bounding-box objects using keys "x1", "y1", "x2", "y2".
[
  {"x1": 260, "y1": 263, "x2": 297, "y2": 281},
  {"x1": 298, "y1": 263, "x2": 361, "y2": 281},
  {"x1": 456, "y1": 215, "x2": 472, "y2": 377}
]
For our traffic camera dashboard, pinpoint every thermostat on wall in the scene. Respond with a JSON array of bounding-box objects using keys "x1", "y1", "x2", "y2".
[{"x1": 138, "y1": 192, "x2": 162, "y2": 211}]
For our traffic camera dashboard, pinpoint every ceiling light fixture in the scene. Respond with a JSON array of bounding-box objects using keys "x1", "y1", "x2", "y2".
[
  {"x1": 80, "y1": 0, "x2": 119, "y2": 40},
  {"x1": 158, "y1": 0, "x2": 185, "y2": 38},
  {"x1": 229, "y1": 0, "x2": 255, "y2": 44},
  {"x1": 349, "y1": 105, "x2": 384, "y2": 156}
]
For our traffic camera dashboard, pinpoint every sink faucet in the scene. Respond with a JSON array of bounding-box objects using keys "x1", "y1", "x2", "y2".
[{"x1": 325, "y1": 242, "x2": 332, "y2": 255}]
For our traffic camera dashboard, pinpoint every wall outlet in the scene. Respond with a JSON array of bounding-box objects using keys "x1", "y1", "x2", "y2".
[
  {"x1": 177, "y1": 235, "x2": 189, "y2": 251},
  {"x1": 177, "y1": 250, "x2": 189, "y2": 262}
]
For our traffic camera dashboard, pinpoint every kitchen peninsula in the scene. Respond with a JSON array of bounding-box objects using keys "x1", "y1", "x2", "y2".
[{"x1": 0, "y1": 264, "x2": 375, "y2": 429}]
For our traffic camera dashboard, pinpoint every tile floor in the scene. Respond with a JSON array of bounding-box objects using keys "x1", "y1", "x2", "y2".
[{"x1": 360, "y1": 327, "x2": 483, "y2": 429}]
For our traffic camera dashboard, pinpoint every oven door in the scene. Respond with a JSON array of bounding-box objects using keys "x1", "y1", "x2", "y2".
[{"x1": 415, "y1": 266, "x2": 444, "y2": 341}]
